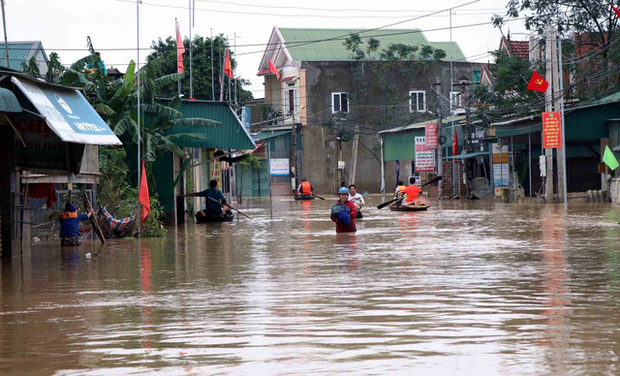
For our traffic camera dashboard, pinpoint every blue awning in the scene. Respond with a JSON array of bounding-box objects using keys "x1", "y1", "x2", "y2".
[
  {"x1": 445, "y1": 151, "x2": 489, "y2": 160},
  {"x1": 12, "y1": 76, "x2": 121, "y2": 145}
]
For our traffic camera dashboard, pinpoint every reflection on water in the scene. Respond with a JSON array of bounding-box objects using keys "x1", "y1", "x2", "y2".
[{"x1": 1, "y1": 198, "x2": 620, "y2": 375}]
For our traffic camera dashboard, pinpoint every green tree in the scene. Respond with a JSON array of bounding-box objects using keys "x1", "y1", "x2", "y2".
[
  {"x1": 493, "y1": 0, "x2": 620, "y2": 100},
  {"x1": 146, "y1": 34, "x2": 253, "y2": 105},
  {"x1": 472, "y1": 50, "x2": 543, "y2": 113}
]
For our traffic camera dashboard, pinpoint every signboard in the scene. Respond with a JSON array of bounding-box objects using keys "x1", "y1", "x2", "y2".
[
  {"x1": 492, "y1": 143, "x2": 509, "y2": 164},
  {"x1": 270, "y1": 158, "x2": 290, "y2": 176},
  {"x1": 11, "y1": 76, "x2": 121, "y2": 145},
  {"x1": 425, "y1": 123, "x2": 438, "y2": 149},
  {"x1": 209, "y1": 149, "x2": 222, "y2": 186},
  {"x1": 241, "y1": 106, "x2": 251, "y2": 131},
  {"x1": 492, "y1": 143, "x2": 509, "y2": 196},
  {"x1": 415, "y1": 136, "x2": 435, "y2": 172},
  {"x1": 542, "y1": 111, "x2": 562, "y2": 149}
]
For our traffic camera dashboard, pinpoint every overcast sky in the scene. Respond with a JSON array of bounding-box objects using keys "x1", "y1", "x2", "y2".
[{"x1": 6, "y1": 0, "x2": 529, "y2": 98}]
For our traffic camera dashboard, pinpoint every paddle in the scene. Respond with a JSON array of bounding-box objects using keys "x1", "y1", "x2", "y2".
[
  {"x1": 207, "y1": 196, "x2": 253, "y2": 220},
  {"x1": 314, "y1": 194, "x2": 325, "y2": 200},
  {"x1": 377, "y1": 176, "x2": 443, "y2": 210},
  {"x1": 81, "y1": 187, "x2": 106, "y2": 244}
]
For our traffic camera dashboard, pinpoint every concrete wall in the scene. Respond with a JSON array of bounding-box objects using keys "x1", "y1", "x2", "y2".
[{"x1": 611, "y1": 178, "x2": 620, "y2": 203}]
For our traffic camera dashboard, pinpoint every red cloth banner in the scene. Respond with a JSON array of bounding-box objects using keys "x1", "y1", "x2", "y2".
[
  {"x1": 542, "y1": 111, "x2": 562, "y2": 149},
  {"x1": 268, "y1": 59, "x2": 280, "y2": 80},
  {"x1": 176, "y1": 23, "x2": 185, "y2": 74},
  {"x1": 425, "y1": 123, "x2": 438, "y2": 149},
  {"x1": 224, "y1": 49, "x2": 233, "y2": 79},
  {"x1": 139, "y1": 161, "x2": 151, "y2": 225}
]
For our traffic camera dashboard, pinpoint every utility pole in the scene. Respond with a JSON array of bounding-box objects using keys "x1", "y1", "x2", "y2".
[
  {"x1": 351, "y1": 125, "x2": 360, "y2": 185},
  {"x1": 551, "y1": 30, "x2": 566, "y2": 203},
  {"x1": 1, "y1": 0, "x2": 8, "y2": 68},
  {"x1": 544, "y1": 27, "x2": 555, "y2": 202},
  {"x1": 436, "y1": 86, "x2": 444, "y2": 198},
  {"x1": 291, "y1": 111, "x2": 298, "y2": 192},
  {"x1": 557, "y1": 32, "x2": 568, "y2": 204},
  {"x1": 188, "y1": 0, "x2": 193, "y2": 99}
]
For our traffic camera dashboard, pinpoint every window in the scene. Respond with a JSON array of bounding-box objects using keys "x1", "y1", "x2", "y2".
[
  {"x1": 409, "y1": 90, "x2": 426, "y2": 112},
  {"x1": 332, "y1": 92, "x2": 349, "y2": 113},
  {"x1": 284, "y1": 88, "x2": 299, "y2": 115},
  {"x1": 473, "y1": 70, "x2": 481, "y2": 83},
  {"x1": 450, "y1": 91, "x2": 462, "y2": 108}
]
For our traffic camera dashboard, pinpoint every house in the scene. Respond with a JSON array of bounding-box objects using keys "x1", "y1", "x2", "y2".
[
  {"x1": 153, "y1": 100, "x2": 255, "y2": 225},
  {"x1": 0, "y1": 70, "x2": 122, "y2": 257},
  {"x1": 257, "y1": 27, "x2": 485, "y2": 193},
  {"x1": 0, "y1": 41, "x2": 50, "y2": 76}
]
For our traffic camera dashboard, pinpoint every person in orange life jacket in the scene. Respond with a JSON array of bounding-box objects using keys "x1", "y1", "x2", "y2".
[
  {"x1": 296, "y1": 178, "x2": 313, "y2": 196},
  {"x1": 348, "y1": 184, "x2": 365, "y2": 219},
  {"x1": 58, "y1": 203, "x2": 93, "y2": 246},
  {"x1": 394, "y1": 180, "x2": 406, "y2": 198},
  {"x1": 403, "y1": 176, "x2": 423, "y2": 205},
  {"x1": 331, "y1": 187, "x2": 357, "y2": 233}
]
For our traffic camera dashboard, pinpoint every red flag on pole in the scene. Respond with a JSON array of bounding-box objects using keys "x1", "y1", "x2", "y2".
[
  {"x1": 453, "y1": 128, "x2": 459, "y2": 156},
  {"x1": 224, "y1": 49, "x2": 233, "y2": 79},
  {"x1": 139, "y1": 161, "x2": 151, "y2": 225},
  {"x1": 526, "y1": 70, "x2": 549, "y2": 93},
  {"x1": 176, "y1": 23, "x2": 185, "y2": 74},
  {"x1": 268, "y1": 59, "x2": 280, "y2": 80},
  {"x1": 613, "y1": 5, "x2": 620, "y2": 18}
]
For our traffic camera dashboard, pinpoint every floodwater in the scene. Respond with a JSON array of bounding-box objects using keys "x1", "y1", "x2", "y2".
[{"x1": 2, "y1": 197, "x2": 620, "y2": 376}]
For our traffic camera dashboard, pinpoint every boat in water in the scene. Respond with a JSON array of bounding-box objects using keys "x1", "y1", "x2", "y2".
[
  {"x1": 294, "y1": 194, "x2": 315, "y2": 201},
  {"x1": 195, "y1": 211, "x2": 234, "y2": 223}
]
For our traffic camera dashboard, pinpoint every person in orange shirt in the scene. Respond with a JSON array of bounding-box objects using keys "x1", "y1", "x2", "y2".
[
  {"x1": 296, "y1": 178, "x2": 313, "y2": 196},
  {"x1": 394, "y1": 180, "x2": 406, "y2": 198},
  {"x1": 403, "y1": 176, "x2": 428, "y2": 207}
]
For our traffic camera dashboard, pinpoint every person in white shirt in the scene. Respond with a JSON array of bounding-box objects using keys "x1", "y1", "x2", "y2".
[{"x1": 348, "y1": 184, "x2": 365, "y2": 219}]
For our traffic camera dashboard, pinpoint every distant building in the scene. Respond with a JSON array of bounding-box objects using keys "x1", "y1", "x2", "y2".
[{"x1": 0, "y1": 41, "x2": 50, "y2": 76}]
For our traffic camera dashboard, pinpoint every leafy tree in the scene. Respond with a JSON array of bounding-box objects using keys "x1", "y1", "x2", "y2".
[
  {"x1": 21, "y1": 56, "x2": 40, "y2": 77},
  {"x1": 146, "y1": 34, "x2": 253, "y2": 105},
  {"x1": 343, "y1": 34, "x2": 446, "y2": 134},
  {"x1": 493, "y1": 0, "x2": 620, "y2": 99},
  {"x1": 472, "y1": 50, "x2": 543, "y2": 113}
]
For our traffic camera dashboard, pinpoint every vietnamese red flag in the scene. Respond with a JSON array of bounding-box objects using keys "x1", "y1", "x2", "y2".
[
  {"x1": 176, "y1": 23, "x2": 185, "y2": 74},
  {"x1": 526, "y1": 70, "x2": 549, "y2": 93},
  {"x1": 139, "y1": 161, "x2": 151, "y2": 225},
  {"x1": 268, "y1": 59, "x2": 280, "y2": 80},
  {"x1": 613, "y1": 5, "x2": 620, "y2": 19},
  {"x1": 453, "y1": 128, "x2": 459, "y2": 156},
  {"x1": 224, "y1": 49, "x2": 233, "y2": 79}
]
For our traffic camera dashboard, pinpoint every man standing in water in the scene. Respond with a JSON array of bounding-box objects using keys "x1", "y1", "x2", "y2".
[
  {"x1": 59, "y1": 203, "x2": 93, "y2": 246},
  {"x1": 183, "y1": 179, "x2": 230, "y2": 217},
  {"x1": 331, "y1": 187, "x2": 357, "y2": 233},
  {"x1": 348, "y1": 184, "x2": 365, "y2": 219}
]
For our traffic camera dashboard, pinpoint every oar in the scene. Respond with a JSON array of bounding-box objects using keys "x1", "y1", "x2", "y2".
[
  {"x1": 81, "y1": 187, "x2": 106, "y2": 244},
  {"x1": 207, "y1": 196, "x2": 253, "y2": 220},
  {"x1": 314, "y1": 194, "x2": 325, "y2": 200},
  {"x1": 377, "y1": 176, "x2": 443, "y2": 209}
]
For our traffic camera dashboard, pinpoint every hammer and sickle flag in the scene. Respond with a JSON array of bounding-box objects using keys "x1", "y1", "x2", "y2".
[{"x1": 527, "y1": 71, "x2": 549, "y2": 93}]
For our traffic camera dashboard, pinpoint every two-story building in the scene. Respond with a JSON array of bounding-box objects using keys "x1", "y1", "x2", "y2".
[{"x1": 257, "y1": 27, "x2": 485, "y2": 193}]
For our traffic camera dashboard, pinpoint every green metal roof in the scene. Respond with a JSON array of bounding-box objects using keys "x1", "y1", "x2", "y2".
[
  {"x1": 0, "y1": 41, "x2": 48, "y2": 71},
  {"x1": 252, "y1": 130, "x2": 291, "y2": 141},
  {"x1": 378, "y1": 115, "x2": 467, "y2": 135},
  {"x1": 166, "y1": 100, "x2": 255, "y2": 150},
  {"x1": 0, "y1": 88, "x2": 22, "y2": 112},
  {"x1": 279, "y1": 28, "x2": 466, "y2": 62}
]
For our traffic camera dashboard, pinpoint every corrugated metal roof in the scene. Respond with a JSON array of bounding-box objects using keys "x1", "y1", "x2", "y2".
[
  {"x1": 0, "y1": 41, "x2": 48, "y2": 71},
  {"x1": 166, "y1": 100, "x2": 256, "y2": 150},
  {"x1": 252, "y1": 130, "x2": 291, "y2": 141},
  {"x1": 279, "y1": 28, "x2": 466, "y2": 62},
  {"x1": 378, "y1": 115, "x2": 467, "y2": 135}
]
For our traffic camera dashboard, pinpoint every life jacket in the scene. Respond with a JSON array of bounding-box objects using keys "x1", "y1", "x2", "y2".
[
  {"x1": 300, "y1": 181, "x2": 312, "y2": 195},
  {"x1": 59, "y1": 212, "x2": 78, "y2": 220}
]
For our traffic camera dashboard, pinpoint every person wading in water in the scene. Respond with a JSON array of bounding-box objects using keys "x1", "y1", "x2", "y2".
[{"x1": 330, "y1": 187, "x2": 357, "y2": 233}]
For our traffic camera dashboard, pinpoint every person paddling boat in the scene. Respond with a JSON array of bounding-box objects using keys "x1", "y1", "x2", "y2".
[{"x1": 182, "y1": 179, "x2": 232, "y2": 219}]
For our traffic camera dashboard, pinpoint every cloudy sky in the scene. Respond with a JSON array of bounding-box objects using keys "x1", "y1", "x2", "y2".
[{"x1": 6, "y1": 0, "x2": 529, "y2": 97}]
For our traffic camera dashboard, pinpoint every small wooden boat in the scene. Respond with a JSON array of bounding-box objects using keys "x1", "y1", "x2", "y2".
[
  {"x1": 195, "y1": 211, "x2": 234, "y2": 223},
  {"x1": 294, "y1": 194, "x2": 315, "y2": 201},
  {"x1": 389, "y1": 204, "x2": 429, "y2": 211}
]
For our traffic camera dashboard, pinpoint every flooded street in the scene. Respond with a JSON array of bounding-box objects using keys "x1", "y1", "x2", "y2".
[{"x1": 2, "y1": 198, "x2": 620, "y2": 375}]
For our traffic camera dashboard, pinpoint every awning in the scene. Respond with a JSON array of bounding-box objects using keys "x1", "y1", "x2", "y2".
[
  {"x1": 252, "y1": 130, "x2": 291, "y2": 141},
  {"x1": 0, "y1": 87, "x2": 22, "y2": 112},
  {"x1": 11, "y1": 76, "x2": 122, "y2": 145},
  {"x1": 445, "y1": 151, "x2": 489, "y2": 160},
  {"x1": 614, "y1": 145, "x2": 620, "y2": 152}
]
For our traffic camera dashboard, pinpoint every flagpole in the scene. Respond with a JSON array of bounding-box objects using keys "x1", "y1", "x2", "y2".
[
  {"x1": 188, "y1": 0, "x2": 193, "y2": 99},
  {"x1": 176, "y1": 18, "x2": 181, "y2": 97},
  {"x1": 137, "y1": 0, "x2": 142, "y2": 235},
  {"x1": 211, "y1": 28, "x2": 215, "y2": 100}
]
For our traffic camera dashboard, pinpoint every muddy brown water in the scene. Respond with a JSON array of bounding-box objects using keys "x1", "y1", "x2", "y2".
[{"x1": 1, "y1": 198, "x2": 620, "y2": 375}]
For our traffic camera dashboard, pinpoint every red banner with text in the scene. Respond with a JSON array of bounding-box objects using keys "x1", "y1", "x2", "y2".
[{"x1": 542, "y1": 111, "x2": 562, "y2": 149}]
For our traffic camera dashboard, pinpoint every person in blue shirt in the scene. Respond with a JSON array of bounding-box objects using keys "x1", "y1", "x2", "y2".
[
  {"x1": 58, "y1": 203, "x2": 93, "y2": 246},
  {"x1": 183, "y1": 179, "x2": 230, "y2": 217}
]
